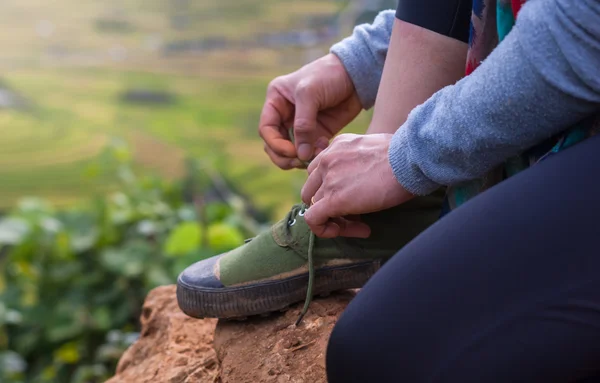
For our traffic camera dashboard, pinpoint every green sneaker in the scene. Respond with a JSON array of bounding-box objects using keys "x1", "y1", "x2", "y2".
[{"x1": 177, "y1": 191, "x2": 444, "y2": 323}]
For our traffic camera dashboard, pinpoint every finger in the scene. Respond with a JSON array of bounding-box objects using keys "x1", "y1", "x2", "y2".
[
  {"x1": 341, "y1": 214, "x2": 363, "y2": 222},
  {"x1": 330, "y1": 217, "x2": 371, "y2": 238},
  {"x1": 313, "y1": 137, "x2": 329, "y2": 157},
  {"x1": 304, "y1": 198, "x2": 341, "y2": 238},
  {"x1": 307, "y1": 149, "x2": 326, "y2": 174},
  {"x1": 264, "y1": 144, "x2": 303, "y2": 170},
  {"x1": 301, "y1": 166, "x2": 323, "y2": 205},
  {"x1": 312, "y1": 187, "x2": 326, "y2": 205},
  {"x1": 293, "y1": 82, "x2": 320, "y2": 161},
  {"x1": 259, "y1": 96, "x2": 297, "y2": 159}
]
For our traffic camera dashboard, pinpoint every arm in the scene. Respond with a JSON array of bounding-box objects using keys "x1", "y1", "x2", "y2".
[
  {"x1": 368, "y1": 18, "x2": 468, "y2": 134},
  {"x1": 330, "y1": 10, "x2": 395, "y2": 110},
  {"x1": 389, "y1": 0, "x2": 600, "y2": 195},
  {"x1": 331, "y1": 0, "x2": 471, "y2": 111}
]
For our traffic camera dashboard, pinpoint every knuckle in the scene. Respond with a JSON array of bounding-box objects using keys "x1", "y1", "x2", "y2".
[
  {"x1": 329, "y1": 136, "x2": 344, "y2": 149},
  {"x1": 320, "y1": 153, "x2": 341, "y2": 170},
  {"x1": 295, "y1": 78, "x2": 315, "y2": 98},
  {"x1": 328, "y1": 196, "x2": 344, "y2": 215},
  {"x1": 319, "y1": 153, "x2": 331, "y2": 168},
  {"x1": 267, "y1": 76, "x2": 284, "y2": 92},
  {"x1": 292, "y1": 118, "x2": 313, "y2": 132}
]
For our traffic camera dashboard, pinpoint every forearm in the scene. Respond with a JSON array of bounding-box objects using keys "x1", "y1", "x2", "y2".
[
  {"x1": 368, "y1": 18, "x2": 467, "y2": 134},
  {"x1": 389, "y1": 0, "x2": 600, "y2": 195},
  {"x1": 330, "y1": 10, "x2": 394, "y2": 110}
]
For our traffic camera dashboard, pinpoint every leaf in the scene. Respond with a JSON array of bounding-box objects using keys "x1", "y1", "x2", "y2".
[
  {"x1": 0, "y1": 350, "x2": 27, "y2": 374},
  {"x1": 69, "y1": 229, "x2": 98, "y2": 253},
  {"x1": 54, "y1": 231, "x2": 73, "y2": 260},
  {"x1": 136, "y1": 220, "x2": 159, "y2": 236},
  {"x1": 21, "y1": 286, "x2": 38, "y2": 307},
  {"x1": 5, "y1": 310, "x2": 22, "y2": 325},
  {"x1": 71, "y1": 364, "x2": 108, "y2": 383},
  {"x1": 39, "y1": 217, "x2": 62, "y2": 234},
  {"x1": 91, "y1": 307, "x2": 112, "y2": 330},
  {"x1": 54, "y1": 341, "x2": 80, "y2": 364},
  {"x1": 205, "y1": 203, "x2": 232, "y2": 222},
  {"x1": 100, "y1": 249, "x2": 143, "y2": 277},
  {"x1": 208, "y1": 223, "x2": 244, "y2": 251},
  {"x1": 41, "y1": 365, "x2": 57, "y2": 381},
  {"x1": 95, "y1": 344, "x2": 123, "y2": 362},
  {"x1": 164, "y1": 222, "x2": 202, "y2": 256},
  {"x1": 17, "y1": 198, "x2": 52, "y2": 215},
  {"x1": 176, "y1": 206, "x2": 196, "y2": 221},
  {"x1": 145, "y1": 265, "x2": 173, "y2": 288},
  {"x1": 100, "y1": 240, "x2": 153, "y2": 277},
  {"x1": 46, "y1": 321, "x2": 83, "y2": 343},
  {"x1": 47, "y1": 262, "x2": 82, "y2": 283},
  {"x1": 0, "y1": 218, "x2": 30, "y2": 245}
]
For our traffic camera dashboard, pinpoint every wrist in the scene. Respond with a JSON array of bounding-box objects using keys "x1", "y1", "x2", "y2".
[{"x1": 324, "y1": 53, "x2": 357, "y2": 97}]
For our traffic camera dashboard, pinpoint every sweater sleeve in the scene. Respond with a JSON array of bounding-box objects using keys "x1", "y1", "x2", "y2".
[
  {"x1": 388, "y1": 0, "x2": 600, "y2": 196},
  {"x1": 330, "y1": 10, "x2": 394, "y2": 110}
]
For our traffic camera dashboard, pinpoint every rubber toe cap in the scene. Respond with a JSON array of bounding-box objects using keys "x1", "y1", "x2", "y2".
[{"x1": 178, "y1": 254, "x2": 224, "y2": 289}]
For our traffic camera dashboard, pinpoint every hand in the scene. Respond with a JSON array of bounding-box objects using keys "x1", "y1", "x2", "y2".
[
  {"x1": 259, "y1": 54, "x2": 362, "y2": 169},
  {"x1": 301, "y1": 133, "x2": 413, "y2": 238}
]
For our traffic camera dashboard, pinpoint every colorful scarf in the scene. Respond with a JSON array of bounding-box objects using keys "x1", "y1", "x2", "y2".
[{"x1": 443, "y1": 0, "x2": 600, "y2": 213}]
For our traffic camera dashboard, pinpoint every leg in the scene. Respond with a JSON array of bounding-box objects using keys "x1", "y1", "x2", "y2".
[{"x1": 327, "y1": 135, "x2": 600, "y2": 382}]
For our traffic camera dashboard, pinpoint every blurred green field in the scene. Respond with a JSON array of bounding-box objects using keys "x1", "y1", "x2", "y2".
[{"x1": 0, "y1": 0, "x2": 379, "y2": 218}]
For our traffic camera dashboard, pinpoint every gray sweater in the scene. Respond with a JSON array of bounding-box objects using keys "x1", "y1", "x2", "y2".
[{"x1": 330, "y1": 0, "x2": 600, "y2": 195}]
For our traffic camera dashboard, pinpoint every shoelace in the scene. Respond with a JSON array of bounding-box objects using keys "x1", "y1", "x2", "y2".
[
  {"x1": 288, "y1": 127, "x2": 315, "y2": 325},
  {"x1": 282, "y1": 204, "x2": 315, "y2": 326},
  {"x1": 297, "y1": 231, "x2": 315, "y2": 326}
]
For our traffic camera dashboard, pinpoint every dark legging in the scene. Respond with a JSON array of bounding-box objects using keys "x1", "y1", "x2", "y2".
[{"x1": 326, "y1": 134, "x2": 600, "y2": 382}]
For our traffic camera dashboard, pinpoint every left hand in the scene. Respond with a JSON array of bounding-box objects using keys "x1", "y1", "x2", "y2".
[{"x1": 301, "y1": 133, "x2": 414, "y2": 238}]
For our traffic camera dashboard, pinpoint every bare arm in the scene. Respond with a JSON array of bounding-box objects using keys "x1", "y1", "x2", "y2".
[{"x1": 368, "y1": 18, "x2": 468, "y2": 134}]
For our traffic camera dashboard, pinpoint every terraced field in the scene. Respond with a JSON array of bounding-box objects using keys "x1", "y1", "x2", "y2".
[{"x1": 0, "y1": 0, "x2": 376, "y2": 218}]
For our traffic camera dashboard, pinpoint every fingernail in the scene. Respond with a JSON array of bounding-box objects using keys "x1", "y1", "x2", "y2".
[{"x1": 298, "y1": 144, "x2": 312, "y2": 161}]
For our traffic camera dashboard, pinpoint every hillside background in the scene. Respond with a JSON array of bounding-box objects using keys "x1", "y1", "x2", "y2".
[
  {"x1": 0, "y1": 0, "x2": 395, "y2": 219},
  {"x1": 0, "y1": 0, "x2": 396, "y2": 381}
]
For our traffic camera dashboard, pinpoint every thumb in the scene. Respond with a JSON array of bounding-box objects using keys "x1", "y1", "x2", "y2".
[{"x1": 293, "y1": 87, "x2": 320, "y2": 162}]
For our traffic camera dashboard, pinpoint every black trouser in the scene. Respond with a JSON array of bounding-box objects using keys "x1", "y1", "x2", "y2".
[{"x1": 326, "y1": 135, "x2": 600, "y2": 382}]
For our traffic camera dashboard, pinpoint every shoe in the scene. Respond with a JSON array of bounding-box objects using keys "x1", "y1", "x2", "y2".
[{"x1": 176, "y1": 190, "x2": 444, "y2": 323}]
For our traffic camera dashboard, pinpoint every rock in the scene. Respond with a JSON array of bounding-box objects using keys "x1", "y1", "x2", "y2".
[
  {"x1": 105, "y1": 286, "x2": 219, "y2": 383},
  {"x1": 214, "y1": 291, "x2": 353, "y2": 383},
  {"x1": 108, "y1": 286, "x2": 355, "y2": 383}
]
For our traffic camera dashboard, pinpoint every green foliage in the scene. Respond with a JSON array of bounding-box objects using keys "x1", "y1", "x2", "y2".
[{"x1": 0, "y1": 142, "x2": 254, "y2": 383}]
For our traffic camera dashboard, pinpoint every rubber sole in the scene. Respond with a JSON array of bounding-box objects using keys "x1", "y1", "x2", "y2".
[{"x1": 176, "y1": 260, "x2": 381, "y2": 320}]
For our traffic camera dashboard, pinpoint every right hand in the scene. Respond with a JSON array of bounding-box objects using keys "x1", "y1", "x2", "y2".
[{"x1": 259, "y1": 53, "x2": 362, "y2": 169}]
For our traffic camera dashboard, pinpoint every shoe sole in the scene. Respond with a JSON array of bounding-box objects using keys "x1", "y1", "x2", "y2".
[{"x1": 176, "y1": 260, "x2": 381, "y2": 320}]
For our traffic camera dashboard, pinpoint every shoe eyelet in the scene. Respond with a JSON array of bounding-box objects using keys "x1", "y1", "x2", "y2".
[
  {"x1": 298, "y1": 209, "x2": 306, "y2": 217},
  {"x1": 288, "y1": 218, "x2": 296, "y2": 227}
]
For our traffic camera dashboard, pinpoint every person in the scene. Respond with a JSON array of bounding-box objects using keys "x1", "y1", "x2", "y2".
[
  {"x1": 178, "y1": 0, "x2": 600, "y2": 379},
  {"x1": 176, "y1": 7, "x2": 469, "y2": 323},
  {"x1": 318, "y1": 0, "x2": 600, "y2": 381}
]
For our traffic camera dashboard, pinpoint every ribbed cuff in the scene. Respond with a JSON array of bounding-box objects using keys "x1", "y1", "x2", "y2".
[
  {"x1": 388, "y1": 127, "x2": 441, "y2": 196},
  {"x1": 330, "y1": 41, "x2": 381, "y2": 110}
]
